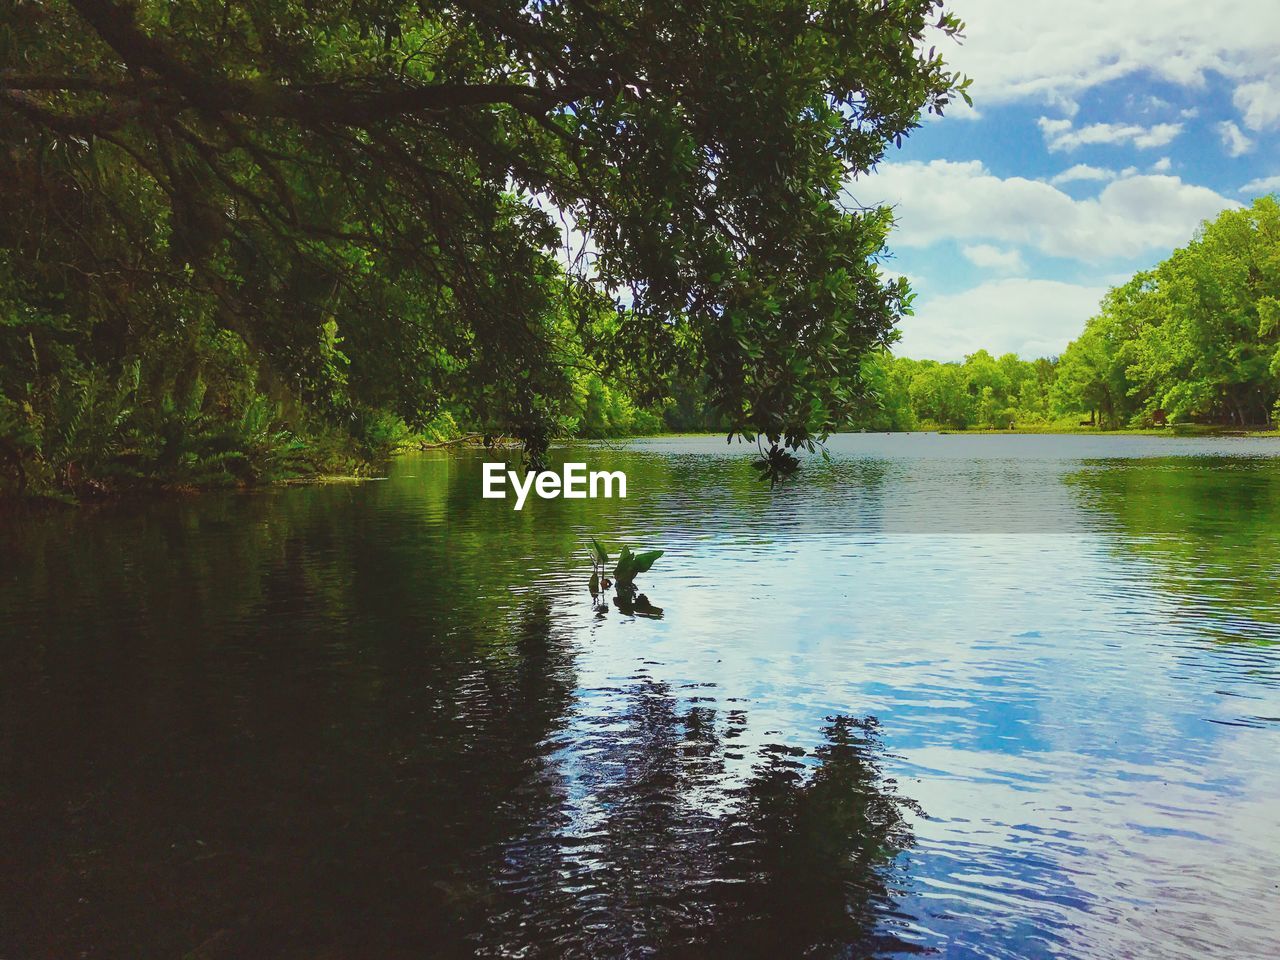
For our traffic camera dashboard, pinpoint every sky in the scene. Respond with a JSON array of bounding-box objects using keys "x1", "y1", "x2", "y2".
[{"x1": 852, "y1": 0, "x2": 1280, "y2": 361}]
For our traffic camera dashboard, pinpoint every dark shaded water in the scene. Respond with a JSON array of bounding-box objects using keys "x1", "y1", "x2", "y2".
[{"x1": 3, "y1": 434, "x2": 1280, "y2": 958}]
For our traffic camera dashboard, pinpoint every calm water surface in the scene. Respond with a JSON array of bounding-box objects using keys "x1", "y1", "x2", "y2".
[{"x1": 3, "y1": 434, "x2": 1280, "y2": 958}]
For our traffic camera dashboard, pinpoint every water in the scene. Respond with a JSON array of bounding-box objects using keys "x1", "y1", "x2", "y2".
[{"x1": 3, "y1": 433, "x2": 1280, "y2": 959}]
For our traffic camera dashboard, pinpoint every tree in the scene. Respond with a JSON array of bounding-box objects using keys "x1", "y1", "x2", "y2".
[
  {"x1": 908, "y1": 360, "x2": 973, "y2": 428},
  {"x1": 1054, "y1": 196, "x2": 1280, "y2": 429},
  {"x1": 855, "y1": 351, "x2": 916, "y2": 431},
  {"x1": 1139, "y1": 199, "x2": 1280, "y2": 425},
  {"x1": 1, "y1": 0, "x2": 970, "y2": 484},
  {"x1": 1053, "y1": 321, "x2": 1132, "y2": 429},
  {"x1": 1016, "y1": 356, "x2": 1058, "y2": 423},
  {"x1": 961, "y1": 349, "x2": 1011, "y2": 427}
]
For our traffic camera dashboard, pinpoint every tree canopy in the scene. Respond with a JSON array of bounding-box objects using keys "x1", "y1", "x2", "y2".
[
  {"x1": 1054, "y1": 196, "x2": 1280, "y2": 429},
  {"x1": 2, "y1": 0, "x2": 969, "y2": 493}
]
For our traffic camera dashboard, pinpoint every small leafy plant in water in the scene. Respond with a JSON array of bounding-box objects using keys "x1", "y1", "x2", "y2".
[{"x1": 586, "y1": 538, "x2": 664, "y2": 618}]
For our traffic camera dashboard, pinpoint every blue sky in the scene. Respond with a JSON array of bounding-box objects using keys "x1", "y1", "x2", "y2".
[{"x1": 853, "y1": 0, "x2": 1280, "y2": 360}]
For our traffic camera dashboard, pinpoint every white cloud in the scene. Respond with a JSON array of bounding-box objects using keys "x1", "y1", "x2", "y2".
[
  {"x1": 1217, "y1": 121, "x2": 1254, "y2": 157},
  {"x1": 961, "y1": 243, "x2": 1027, "y2": 274},
  {"x1": 940, "y1": 0, "x2": 1280, "y2": 117},
  {"x1": 860, "y1": 159, "x2": 1240, "y2": 263},
  {"x1": 1150, "y1": 157, "x2": 1173, "y2": 173},
  {"x1": 1037, "y1": 117, "x2": 1072, "y2": 139},
  {"x1": 896, "y1": 279, "x2": 1108, "y2": 360},
  {"x1": 1038, "y1": 118, "x2": 1182, "y2": 152},
  {"x1": 1240, "y1": 175, "x2": 1280, "y2": 194},
  {"x1": 1044, "y1": 91, "x2": 1081, "y2": 118},
  {"x1": 1232, "y1": 77, "x2": 1280, "y2": 130},
  {"x1": 1049, "y1": 164, "x2": 1118, "y2": 186}
]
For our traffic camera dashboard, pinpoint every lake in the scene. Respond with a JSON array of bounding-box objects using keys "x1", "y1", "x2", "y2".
[{"x1": 3, "y1": 433, "x2": 1279, "y2": 959}]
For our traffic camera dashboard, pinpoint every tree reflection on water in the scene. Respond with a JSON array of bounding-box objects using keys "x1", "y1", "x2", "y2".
[
  {"x1": 476, "y1": 669, "x2": 923, "y2": 959},
  {"x1": 2, "y1": 486, "x2": 922, "y2": 960}
]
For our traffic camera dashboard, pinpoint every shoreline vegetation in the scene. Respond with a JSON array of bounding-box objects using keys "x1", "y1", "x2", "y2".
[
  {"x1": 11, "y1": 423, "x2": 1279, "y2": 513},
  {"x1": 932, "y1": 425, "x2": 1280, "y2": 437},
  {"x1": 3, "y1": 4, "x2": 1277, "y2": 503},
  {"x1": 6, "y1": 421, "x2": 1278, "y2": 518},
  {"x1": 7, "y1": 247, "x2": 1280, "y2": 504},
  {"x1": 2, "y1": 1, "x2": 970, "y2": 505}
]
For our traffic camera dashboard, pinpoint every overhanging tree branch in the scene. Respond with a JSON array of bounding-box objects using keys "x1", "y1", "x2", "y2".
[{"x1": 67, "y1": 0, "x2": 585, "y2": 125}]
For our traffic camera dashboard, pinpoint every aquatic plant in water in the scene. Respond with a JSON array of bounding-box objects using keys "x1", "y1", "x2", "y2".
[
  {"x1": 586, "y1": 538, "x2": 665, "y2": 617},
  {"x1": 587, "y1": 538, "x2": 663, "y2": 591}
]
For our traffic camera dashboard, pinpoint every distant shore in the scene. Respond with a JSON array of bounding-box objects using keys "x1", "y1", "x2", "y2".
[
  {"x1": 929, "y1": 425, "x2": 1280, "y2": 438},
  {"x1": 579, "y1": 426, "x2": 1280, "y2": 440}
]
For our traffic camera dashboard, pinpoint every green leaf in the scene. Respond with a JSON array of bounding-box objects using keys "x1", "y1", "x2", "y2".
[
  {"x1": 613, "y1": 545, "x2": 663, "y2": 586},
  {"x1": 614, "y1": 547, "x2": 634, "y2": 583},
  {"x1": 613, "y1": 545, "x2": 634, "y2": 581},
  {"x1": 628, "y1": 549, "x2": 664, "y2": 575},
  {"x1": 589, "y1": 537, "x2": 610, "y2": 565}
]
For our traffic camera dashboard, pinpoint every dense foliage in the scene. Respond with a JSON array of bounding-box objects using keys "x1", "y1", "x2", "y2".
[
  {"x1": 1053, "y1": 196, "x2": 1280, "y2": 429},
  {"x1": 863, "y1": 197, "x2": 1280, "y2": 432},
  {"x1": 1, "y1": 0, "x2": 969, "y2": 497},
  {"x1": 857, "y1": 349, "x2": 1058, "y2": 430}
]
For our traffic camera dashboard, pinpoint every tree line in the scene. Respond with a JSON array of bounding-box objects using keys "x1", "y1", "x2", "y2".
[{"x1": 859, "y1": 196, "x2": 1280, "y2": 432}]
